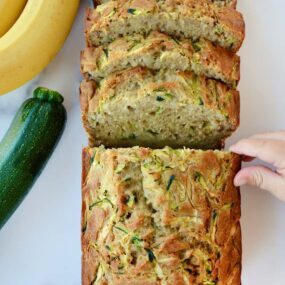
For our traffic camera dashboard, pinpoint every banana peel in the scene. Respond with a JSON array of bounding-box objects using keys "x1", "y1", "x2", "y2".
[
  {"x1": 0, "y1": 0, "x2": 80, "y2": 95},
  {"x1": 0, "y1": 0, "x2": 27, "y2": 37}
]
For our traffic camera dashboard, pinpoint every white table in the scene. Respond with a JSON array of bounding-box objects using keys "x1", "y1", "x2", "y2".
[{"x1": 0, "y1": 0, "x2": 285, "y2": 284}]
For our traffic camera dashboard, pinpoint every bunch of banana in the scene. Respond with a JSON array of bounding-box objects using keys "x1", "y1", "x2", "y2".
[{"x1": 0, "y1": 0, "x2": 80, "y2": 95}]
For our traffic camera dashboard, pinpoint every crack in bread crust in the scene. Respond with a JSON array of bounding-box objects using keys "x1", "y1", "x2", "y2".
[{"x1": 81, "y1": 147, "x2": 241, "y2": 285}]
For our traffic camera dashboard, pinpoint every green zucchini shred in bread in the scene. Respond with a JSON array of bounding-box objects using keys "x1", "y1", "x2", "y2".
[
  {"x1": 85, "y1": 0, "x2": 245, "y2": 51},
  {"x1": 81, "y1": 146, "x2": 242, "y2": 285},
  {"x1": 81, "y1": 32, "x2": 240, "y2": 86},
  {"x1": 80, "y1": 67, "x2": 240, "y2": 149}
]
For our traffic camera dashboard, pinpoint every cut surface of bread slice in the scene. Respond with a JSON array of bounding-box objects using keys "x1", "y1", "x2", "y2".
[
  {"x1": 80, "y1": 67, "x2": 240, "y2": 149},
  {"x1": 86, "y1": 0, "x2": 245, "y2": 51},
  {"x1": 82, "y1": 146, "x2": 241, "y2": 285},
  {"x1": 81, "y1": 32, "x2": 240, "y2": 85}
]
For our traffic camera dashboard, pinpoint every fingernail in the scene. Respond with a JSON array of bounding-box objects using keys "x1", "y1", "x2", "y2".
[
  {"x1": 230, "y1": 144, "x2": 242, "y2": 154},
  {"x1": 234, "y1": 177, "x2": 246, "y2": 187},
  {"x1": 229, "y1": 145, "x2": 237, "y2": 152}
]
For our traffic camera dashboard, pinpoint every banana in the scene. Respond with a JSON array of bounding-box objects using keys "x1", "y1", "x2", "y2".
[
  {"x1": 0, "y1": 0, "x2": 27, "y2": 37},
  {"x1": 0, "y1": 0, "x2": 79, "y2": 95}
]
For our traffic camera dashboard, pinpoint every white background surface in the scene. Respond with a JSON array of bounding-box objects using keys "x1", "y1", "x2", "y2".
[{"x1": 0, "y1": 0, "x2": 285, "y2": 284}]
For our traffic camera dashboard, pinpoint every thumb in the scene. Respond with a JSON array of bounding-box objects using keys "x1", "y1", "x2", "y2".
[{"x1": 234, "y1": 165, "x2": 285, "y2": 201}]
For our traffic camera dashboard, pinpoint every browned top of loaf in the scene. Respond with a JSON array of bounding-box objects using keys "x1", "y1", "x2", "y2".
[
  {"x1": 85, "y1": 0, "x2": 245, "y2": 51},
  {"x1": 82, "y1": 147, "x2": 241, "y2": 285}
]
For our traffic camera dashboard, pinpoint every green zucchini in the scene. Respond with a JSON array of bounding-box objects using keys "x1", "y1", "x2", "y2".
[{"x1": 0, "y1": 87, "x2": 66, "y2": 229}]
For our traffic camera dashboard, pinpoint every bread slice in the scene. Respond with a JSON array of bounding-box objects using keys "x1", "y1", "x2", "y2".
[
  {"x1": 80, "y1": 67, "x2": 240, "y2": 149},
  {"x1": 93, "y1": 0, "x2": 237, "y2": 8},
  {"x1": 85, "y1": 0, "x2": 245, "y2": 51},
  {"x1": 81, "y1": 32, "x2": 240, "y2": 86},
  {"x1": 82, "y1": 146, "x2": 241, "y2": 285}
]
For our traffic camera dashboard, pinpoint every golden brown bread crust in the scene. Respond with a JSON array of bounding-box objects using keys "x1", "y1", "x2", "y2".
[
  {"x1": 82, "y1": 147, "x2": 91, "y2": 188},
  {"x1": 79, "y1": 80, "x2": 98, "y2": 147},
  {"x1": 81, "y1": 147, "x2": 241, "y2": 285},
  {"x1": 85, "y1": 0, "x2": 245, "y2": 51}
]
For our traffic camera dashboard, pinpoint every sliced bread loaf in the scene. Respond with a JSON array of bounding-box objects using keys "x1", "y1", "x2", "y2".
[
  {"x1": 82, "y1": 146, "x2": 241, "y2": 285},
  {"x1": 85, "y1": 0, "x2": 245, "y2": 51},
  {"x1": 80, "y1": 67, "x2": 239, "y2": 149},
  {"x1": 81, "y1": 32, "x2": 240, "y2": 85}
]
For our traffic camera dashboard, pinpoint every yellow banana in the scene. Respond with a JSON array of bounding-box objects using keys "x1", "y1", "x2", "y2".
[
  {"x1": 0, "y1": 0, "x2": 27, "y2": 37},
  {"x1": 0, "y1": 0, "x2": 79, "y2": 95}
]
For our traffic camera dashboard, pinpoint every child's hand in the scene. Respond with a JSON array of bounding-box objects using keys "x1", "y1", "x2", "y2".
[{"x1": 230, "y1": 131, "x2": 285, "y2": 201}]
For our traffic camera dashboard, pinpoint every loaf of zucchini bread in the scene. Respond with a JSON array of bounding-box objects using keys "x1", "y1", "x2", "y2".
[
  {"x1": 81, "y1": 32, "x2": 240, "y2": 86},
  {"x1": 82, "y1": 146, "x2": 241, "y2": 285},
  {"x1": 85, "y1": 0, "x2": 245, "y2": 51},
  {"x1": 80, "y1": 67, "x2": 239, "y2": 149}
]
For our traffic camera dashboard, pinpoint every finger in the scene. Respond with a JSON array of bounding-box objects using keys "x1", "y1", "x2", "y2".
[
  {"x1": 234, "y1": 165, "x2": 285, "y2": 201},
  {"x1": 230, "y1": 138, "x2": 285, "y2": 169},
  {"x1": 250, "y1": 131, "x2": 285, "y2": 141},
  {"x1": 241, "y1": 155, "x2": 255, "y2": 162}
]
